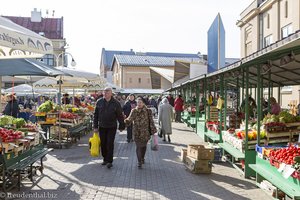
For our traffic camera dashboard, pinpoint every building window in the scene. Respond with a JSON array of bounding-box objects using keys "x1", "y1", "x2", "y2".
[
  {"x1": 264, "y1": 35, "x2": 273, "y2": 47},
  {"x1": 37, "y1": 54, "x2": 54, "y2": 66},
  {"x1": 282, "y1": 24, "x2": 293, "y2": 38},
  {"x1": 285, "y1": 1, "x2": 288, "y2": 18},
  {"x1": 138, "y1": 78, "x2": 141, "y2": 83},
  {"x1": 245, "y1": 27, "x2": 252, "y2": 42},
  {"x1": 129, "y1": 78, "x2": 132, "y2": 83},
  {"x1": 245, "y1": 42, "x2": 252, "y2": 56},
  {"x1": 281, "y1": 86, "x2": 292, "y2": 92},
  {"x1": 267, "y1": 14, "x2": 270, "y2": 29}
]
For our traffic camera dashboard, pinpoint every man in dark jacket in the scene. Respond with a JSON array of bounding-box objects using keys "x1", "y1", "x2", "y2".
[
  {"x1": 94, "y1": 87, "x2": 125, "y2": 168},
  {"x1": 123, "y1": 94, "x2": 137, "y2": 143},
  {"x1": 3, "y1": 94, "x2": 19, "y2": 118},
  {"x1": 167, "y1": 94, "x2": 175, "y2": 107}
]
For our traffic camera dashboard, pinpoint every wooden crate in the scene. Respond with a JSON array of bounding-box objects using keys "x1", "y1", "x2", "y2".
[
  {"x1": 13, "y1": 145, "x2": 24, "y2": 156},
  {"x1": 27, "y1": 132, "x2": 40, "y2": 146},
  {"x1": 187, "y1": 144, "x2": 214, "y2": 160},
  {"x1": 0, "y1": 142, "x2": 16, "y2": 153},
  {"x1": 184, "y1": 156, "x2": 212, "y2": 174},
  {"x1": 181, "y1": 148, "x2": 187, "y2": 162},
  {"x1": 264, "y1": 131, "x2": 299, "y2": 145},
  {"x1": 24, "y1": 136, "x2": 35, "y2": 147}
]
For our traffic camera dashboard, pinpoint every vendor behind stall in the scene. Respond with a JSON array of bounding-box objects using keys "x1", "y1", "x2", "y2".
[
  {"x1": 3, "y1": 94, "x2": 19, "y2": 118},
  {"x1": 62, "y1": 93, "x2": 71, "y2": 104},
  {"x1": 240, "y1": 96, "x2": 257, "y2": 118},
  {"x1": 270, "y1": 97, "x2": 281, "y2": 115},
  {"x1": 74, "y1": 95, "x2": 81, "y2": 107}
]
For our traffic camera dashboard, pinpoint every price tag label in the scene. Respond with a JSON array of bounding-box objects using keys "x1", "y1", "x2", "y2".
[
  {"x1": 282, "y1": 165, "x2": 295, "y2": 179},
  {"x1": 278, "y1": 163, "x2": 286, "y2": 173}
]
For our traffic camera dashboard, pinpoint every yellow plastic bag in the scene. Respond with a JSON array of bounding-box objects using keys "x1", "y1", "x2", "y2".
[
  {"x1": 207, "y1": 95, "x2": 213, "y2": 105},
  {"x1": 216, "y1": 97, "x2": 224, "y2": 110},
  {"x1": 89, "y1": 132, "x2": 101, "y2": 157}
]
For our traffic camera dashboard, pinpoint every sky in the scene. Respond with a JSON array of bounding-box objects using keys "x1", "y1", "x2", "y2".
[{"x1": 1, "y1": 0, "x2": 253, "y2": 73}]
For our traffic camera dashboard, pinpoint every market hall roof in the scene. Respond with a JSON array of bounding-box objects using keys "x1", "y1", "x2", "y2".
[
  {"x1": 101, "y1": 48, "x2": 203, "y2": 70},
  {"x1": 113, "y1": 54, "x2": 202, "y2": 67},
  {"x1": 169, "y1": 29, "x2": 300, "y2": 90}
]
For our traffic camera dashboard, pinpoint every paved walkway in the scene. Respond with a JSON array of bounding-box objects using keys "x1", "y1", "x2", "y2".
[{"x1": 8, "y1": 122, "x2": 271, "y2": 200}]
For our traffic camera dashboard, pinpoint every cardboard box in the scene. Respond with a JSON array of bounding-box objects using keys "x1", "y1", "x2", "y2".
[
  {"x1": 187, "y1": 144, "x2": 214, "y2": 160},
  {"x1": 181, "y1": 148, "x2": 187, "y2": 162},
  {"x1": 184, "y1": 156, "x2": 212, "y2": 174}
]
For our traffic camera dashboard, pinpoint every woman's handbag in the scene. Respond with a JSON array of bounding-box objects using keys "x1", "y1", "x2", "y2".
[
  {"x1": 151, "y1": 134, "x2": 159, "y2": 151},
  {"x1": 158, "y1": 127, "x2": 163, "y2": 138}
]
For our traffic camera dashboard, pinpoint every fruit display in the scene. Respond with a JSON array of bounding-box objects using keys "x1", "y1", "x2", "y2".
[
  {"x1": 206, "y1": 121, "x2": 224, "y2": 134},
  {"x1": 269, "y1": 145, "x2": 300, "y2": 165},
  {"x1": 0, "y1": 128, "x2": 24, "y2": 143},
  {"x1": 18, "y1": 123, "x2": 38, "y2": 132},
  {"x1": 267, "y1": 145, "x2": 300, "y2": 180},
  {"x1": 37, "y1": 100, "x2": 53, "y2": 113},
  {"x1": 61, "y1": 111, "x2": 78, "y2": 119}
]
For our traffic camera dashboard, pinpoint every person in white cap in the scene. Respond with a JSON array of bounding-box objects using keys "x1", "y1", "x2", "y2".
[{"x1": 94, "y1": 87, "x2": 125, "y2": 169}]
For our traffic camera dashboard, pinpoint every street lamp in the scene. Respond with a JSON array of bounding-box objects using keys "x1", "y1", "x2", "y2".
[{"x1": 54, "y1": 52, "x2": 76, "y2": 148}]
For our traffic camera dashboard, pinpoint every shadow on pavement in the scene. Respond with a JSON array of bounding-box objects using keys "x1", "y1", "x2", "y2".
[{"x1": 61, "y1": 132, "x2": 254, "y2": 200}]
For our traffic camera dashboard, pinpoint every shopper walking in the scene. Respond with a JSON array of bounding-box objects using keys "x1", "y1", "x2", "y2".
[
  {"x1": 174, "y1": 95, "x2": 184, "y2": 122},
  {"x1": 93, "y1": 87, "x2": 125, "y2": 169},
  {"x1": 158, "y1": 98, "x2": 173, "y2": 142},
  {"x1": 125, "y1": 97, "x2": 157, "y2": 168},
  {"x1": 123, "y1": 94, "x2": 137, "y2": 143},
  {"x1": 167, "y1": 94, "x2": 175, "y2": 107}
]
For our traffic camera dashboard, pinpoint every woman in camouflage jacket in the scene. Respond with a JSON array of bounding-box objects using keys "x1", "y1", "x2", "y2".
[{"x1": 125, "y1": 97, "x2": 157, "y2": 168}]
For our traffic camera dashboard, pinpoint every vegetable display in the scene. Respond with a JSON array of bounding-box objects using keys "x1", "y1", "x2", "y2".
[
  {"x1": 37, "y1": 101, "x2": 53, "y2": 113},
  {"x1": 13, "y1": 118, "x2": 26, "y2": 128},
  {"x1": 0, "y1": 116, "x2": 14, "y2": 126}
]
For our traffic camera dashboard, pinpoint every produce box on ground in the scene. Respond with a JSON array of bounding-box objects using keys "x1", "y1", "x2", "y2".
[
  {"x1": 184, "y1": 156, "x2": 212, "y2": 174},
  {"x1": 187, "y1": 144, "x2": 214, "y2": 160},
  {"x1": 207, "y1": 144, "x2": 223, "y2": 162},
  {"x1": 181, "y1": 148, "x2": 187, "y2": 162}
]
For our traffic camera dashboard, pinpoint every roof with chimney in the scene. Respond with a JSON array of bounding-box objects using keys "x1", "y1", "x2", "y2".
[{"x1": 3, "y1": 16, "x2": 64, "y2": 39}]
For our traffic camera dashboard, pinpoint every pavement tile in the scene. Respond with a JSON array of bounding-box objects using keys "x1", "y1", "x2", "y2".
[{"x1": 12, "y1": 119, "x2": 271, "y2": 200}]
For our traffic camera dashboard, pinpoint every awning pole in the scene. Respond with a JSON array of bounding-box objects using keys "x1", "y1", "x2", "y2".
[{"x1": 0, "y1": 76, "x2": 2, "y2": 113}]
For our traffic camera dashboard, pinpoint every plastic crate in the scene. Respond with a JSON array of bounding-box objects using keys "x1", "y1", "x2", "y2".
[
  {"x1": 255, "y1": 144, "x2": 287, "y2": 156},
  {"x1": 255, "y1": 144, "x2": 264, "y2": 154}
]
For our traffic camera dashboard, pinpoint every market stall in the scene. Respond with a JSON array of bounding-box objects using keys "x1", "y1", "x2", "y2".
[
  {"x1": 36, "y1": 99, "x2": 94, "y2": 148},
  {"x1": 0, "y1": 16, "x2": 55, "y2": 192},
  {"x1": 167, "y1": 26, "x2": 300, "y2": 200}
]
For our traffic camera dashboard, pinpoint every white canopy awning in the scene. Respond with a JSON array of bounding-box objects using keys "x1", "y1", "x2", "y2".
[
  {"x1": 4, "y1": 83, "x2": 58, "y2": 95},
  {"x1": 0, "y1": 16, "x2": 53, "y2": 59}
]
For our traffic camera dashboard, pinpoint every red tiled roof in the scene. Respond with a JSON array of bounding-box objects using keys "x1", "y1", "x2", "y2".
[{"x1": 3, "y1": 16, "x2": 64, "y2": 39}]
